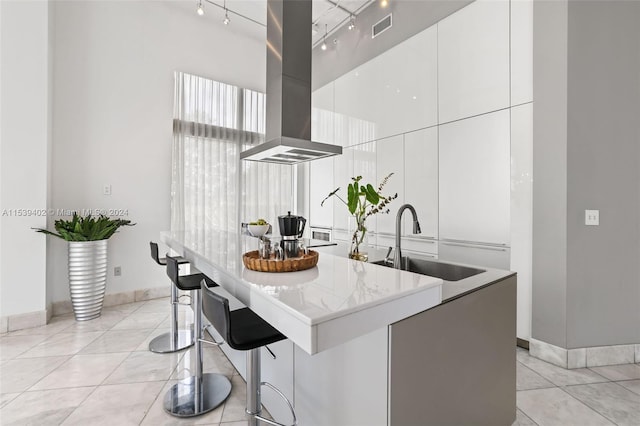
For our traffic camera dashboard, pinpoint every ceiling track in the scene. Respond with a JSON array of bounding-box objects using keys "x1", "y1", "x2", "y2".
[{"x1": 312, "y1": 0, "x2": 375, "y2": 48}]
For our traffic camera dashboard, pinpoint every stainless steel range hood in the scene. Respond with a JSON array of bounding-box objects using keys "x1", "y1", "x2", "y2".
[{"x1": 240, "y1": 0, "x2": 342, "y2": 164}]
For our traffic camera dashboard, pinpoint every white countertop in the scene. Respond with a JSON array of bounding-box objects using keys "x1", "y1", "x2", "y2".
[{"x1": 161, "y1": 230, "x2": 442, "y2": 355}]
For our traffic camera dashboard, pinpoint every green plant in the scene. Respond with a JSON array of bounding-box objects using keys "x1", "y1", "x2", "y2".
[
  {"x1": 33, "y1": 212, "x2": 135, "y2": 241},
  {"x1": 321, "y1": 173, "x2": 397, "y2": 259}
]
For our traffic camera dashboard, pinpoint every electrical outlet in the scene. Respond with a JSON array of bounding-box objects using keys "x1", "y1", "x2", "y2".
[
  {"x1": 103, "y1": 184, "x2": 112, "y2": 195},
  {"x1": 114, "y1": 266, "x2": 122, "y2": 276},
  {"x1": 585, "y1": 209, "x2": 599, "y2": 226}
]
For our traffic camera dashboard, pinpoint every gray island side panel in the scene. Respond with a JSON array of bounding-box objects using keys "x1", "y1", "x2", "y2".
[{"x1": 389, "y1": 275, "x2": 517, "y2": 426}]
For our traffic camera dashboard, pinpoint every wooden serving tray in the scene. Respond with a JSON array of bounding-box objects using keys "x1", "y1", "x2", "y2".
[{"x1": 243, "y1": 250, "x2": 319, "y2": 273}]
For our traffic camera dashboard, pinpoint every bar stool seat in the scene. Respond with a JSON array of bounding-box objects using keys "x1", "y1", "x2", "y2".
[
  {"x1": 201, "y1": 281, "x2": 296, "y2": 426},
  {"x1": 163, "y1": 256, "x2": 232, "y2": 417},
  {"x1": 148, "y1": 242, "x2": 193, "y2": 354}
]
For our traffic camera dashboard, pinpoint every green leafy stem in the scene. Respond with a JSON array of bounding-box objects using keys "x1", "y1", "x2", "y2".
[{"x1": 321, "y1": 173, "x2": 398, "y2": 253}]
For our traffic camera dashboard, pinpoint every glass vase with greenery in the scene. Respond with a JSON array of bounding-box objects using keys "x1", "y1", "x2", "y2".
[{"x1": 321, "y1": 173, "x2": 397, "y2": 261}]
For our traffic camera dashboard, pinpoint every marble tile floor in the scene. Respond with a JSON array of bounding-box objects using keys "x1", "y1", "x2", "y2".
[{"x1": 1, "y1": 298, "x2": 638, "y2": 426}]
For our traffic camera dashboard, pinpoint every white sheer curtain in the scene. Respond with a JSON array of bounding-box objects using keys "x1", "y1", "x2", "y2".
[{"x1": 171, "y1": 72, "x2": 293, "y2": 234}]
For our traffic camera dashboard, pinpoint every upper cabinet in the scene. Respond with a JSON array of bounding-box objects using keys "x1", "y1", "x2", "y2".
[
  {"x1": 404, "y1": 128, "x2": 438, "y2": 240},
  {"x1": 334, "y1": 26, "x2": 438, "y2": 146},
  {"x1": 376, "y1": 135, "x2": 404, "y2": 235},
  {"x1": 332, "y1": 148, "x2": 354, "y2": 232},
  {"x1": 511, "y1": 0, "x2": 533, "y2": 105},
  {"x1": 311, "y1": 82, "x2": 335, "y2": 144},
  {"x1": 438, "y1": 0, "x2": 510, "y2": 123},
  {"x1": 309, "y1": 157, "x2": 334, "y2": 228},
  {"x1": 439, "y1": 109, "x2": 511, "y2": 245}
]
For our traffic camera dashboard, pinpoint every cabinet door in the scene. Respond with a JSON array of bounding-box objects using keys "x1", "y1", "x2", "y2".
[
  {"x1": 260, "y1": 339, "x2": 295, "y2": 423},
  {"x1": 404, "y1": 128, "x2": 438, "y2": 239},
  {"x1": 309, "y1": 157, "x2": 334, "y2": 228},
  {"x1": 353, "y1": 142, "x2": 378, "y2": 238},
  {"x1": 311, "y1": 82, "x2": 335, "y2": 143},
  {"x1": 294, "y1": 327, "x2": 388, "y2": 426},
  {"x1": 439, "y1": 109, "x2": 510, "y2": 245},
  {"x1": 510, "y1": 103, "x2": 533, "y2": 340},
  {"x1": 332, "y1": 148, "x2": 354, "y2": 232},
  {"x1": 438, "y1": 240, "x2": 510, "y2": 270},
  {"x1": 511, "y1": 0, "x2": 533, "y2": 105},
  {"x1": 376, "y1": 135, "x2": 404, "y2": 235},
  {"x1": 334, "y1": 67, "x2": 378, "y2": 146},
  {"x1": 374, "y1": 26, "x2": 438, "y2": 138},
  {"x1": 438, "y1": 0, "x2": 510, "y2": 123}
]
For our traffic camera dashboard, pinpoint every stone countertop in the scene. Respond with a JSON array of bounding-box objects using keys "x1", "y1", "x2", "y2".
[
  {"x1": 316, "y1": 242, "x2": 516, "y2": 303},
  {"x1": 161, "y1": 230, "x2": 442, "y2": 355}
]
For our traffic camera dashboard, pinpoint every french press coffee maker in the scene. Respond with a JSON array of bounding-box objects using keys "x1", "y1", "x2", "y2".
[{"x1": 278, "y1": 211, "x2": 306, "y2": 259}]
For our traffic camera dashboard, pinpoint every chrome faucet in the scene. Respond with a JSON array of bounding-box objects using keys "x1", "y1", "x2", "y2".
[{"x1": 394, "y1": 204, "x2": 421, "y2": 269}]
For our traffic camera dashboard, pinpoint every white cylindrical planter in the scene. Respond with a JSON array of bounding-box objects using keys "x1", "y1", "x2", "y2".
[{"x1": 68, "y1": 240, "x2": 108, "y2": 321}]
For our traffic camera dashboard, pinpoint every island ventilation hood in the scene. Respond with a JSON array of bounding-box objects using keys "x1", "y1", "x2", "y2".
[{"x1": 240, "y1": 0, "x2": 342, "y2": 164}]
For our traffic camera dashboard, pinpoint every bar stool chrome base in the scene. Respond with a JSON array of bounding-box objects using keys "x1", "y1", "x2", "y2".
[
  {"x1": 163, "y1": 373, "x2": 232, "y2": 417},
  {"x1": 148, "y1": 328, "x2": 194, "y2": 353}
]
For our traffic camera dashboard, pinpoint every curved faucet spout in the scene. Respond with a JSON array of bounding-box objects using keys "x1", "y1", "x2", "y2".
[{"x1": 394, "y1": 204, "x2": 421, "y2": 269}]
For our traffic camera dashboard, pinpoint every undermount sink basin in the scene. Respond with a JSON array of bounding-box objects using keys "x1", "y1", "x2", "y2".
[{"x1": 372, "y1": 257, "x2": 485, "y2": 282}]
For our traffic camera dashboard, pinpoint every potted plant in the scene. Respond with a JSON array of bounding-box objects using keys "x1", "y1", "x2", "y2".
[
  {"x1": 34, "y1": 212, "x2": 135, "y2": 321},
  {"x1": 321, "y1": 173, "x2": 397, "y2": 261}
]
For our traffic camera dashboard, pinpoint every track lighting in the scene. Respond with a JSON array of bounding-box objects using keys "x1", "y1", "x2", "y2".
[
  {"x1": 348, "y1": 15, "x2": 356, "y2": 31},
  {"x1": 223, "y1": 0, "x2": 230, "y2": 25},
  {"x1": 196, "y1": 0, "x2": 204, "y2": 16},
  {"x1": 321, "y1": 24, "x2": 328, "y2": 51}
]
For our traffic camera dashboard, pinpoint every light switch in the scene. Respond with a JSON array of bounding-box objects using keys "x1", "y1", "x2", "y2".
[
  {"x1": 585, "y1": 209, "x2": 599, "y2": 226},
  {"x1": 103, "y1": 184, "x2": 112, "y2": 195}
]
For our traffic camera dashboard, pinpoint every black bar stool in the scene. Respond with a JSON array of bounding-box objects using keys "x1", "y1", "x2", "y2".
[
  {"x1": 163, "y1": 256, "x2": 232, "y2": 417},
  {"x1": 148, "y1": 242, "x2": 193, "y2": 353},
  {"x1": 201, "y1": 281, "x2": 297, "y2": 426}
]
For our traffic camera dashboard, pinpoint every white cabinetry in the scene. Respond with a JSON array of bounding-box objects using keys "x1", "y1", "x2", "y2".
[
  {"x1": 511, "y1": 0, "x2": 533, "y2": 105},
  {"x1": 439, "y1": 109, "x2": 510, "y2": 246},
  {"x1": 309, "y1": 157, "x2": 334, "y2": 228},
  {"x1": 510, "y1": 103, "x2": 533, "y2": 340},
  {"x1": 260, "y1": 339, "x2": 295, "y2": 423},
  {"x1": 311, "y1": 82, "x2": 334, "y2": 144},
  {"x1": 376, "y1": 135, "x2": 404, "y2": 236},
  {"x1": 294, "y1": 327, "x2": 388, "y2": 426},
  {"x1": 438, "y1": 0, "x2": 510, "y2": 123},
  {"x1": 332, "y1": 148, "x2": 354, "y2": 238},
  {"x1": 404, "y1": 128, "x2": 438, "y2": 240},
  {"x1": 334, "y1": 26, "x2": 437, "y2": 145}
]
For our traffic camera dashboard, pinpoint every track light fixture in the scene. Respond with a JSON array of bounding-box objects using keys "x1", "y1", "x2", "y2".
[
  {"x1": 348, "y1": 15, "x2": 356, "y2": 31},
  {"x1": 196, "y1": 0, "x2": 204, "y2": 16},
  {"x1": 223, "y1": 0, "x2": 230, "y2": 24},
  {"x1": 321, "y1": 24, "x2": 328, "y2": 51}
]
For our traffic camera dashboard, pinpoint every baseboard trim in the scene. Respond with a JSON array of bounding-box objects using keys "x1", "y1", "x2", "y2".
[
  {"x1": 517, "y1": 338, "x2": 529, "y2": 350},
  {"x1": 0, "y1": 309, "x2": 47, "y2": 333},
  {"x1": 530, "y1": 338, "x2": 640, "y2": 369},
  {"x1": 52, "y1": 285, "x2": 171, "y2": 316}
]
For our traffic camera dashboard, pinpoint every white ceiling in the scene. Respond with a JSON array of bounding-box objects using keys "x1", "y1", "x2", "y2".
[{"x1": 202, "y1": 0, "x2": 374, "y2": 45}]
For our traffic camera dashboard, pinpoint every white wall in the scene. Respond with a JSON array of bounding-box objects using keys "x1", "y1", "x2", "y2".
[
  {"x1": 0, "y1": 0, "x2": 50, "y2": 320},
  {"x1": 46, "y1": 1, "x2": 265, "y2": 305}
]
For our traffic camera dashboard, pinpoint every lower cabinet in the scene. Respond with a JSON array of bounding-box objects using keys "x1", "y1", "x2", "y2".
[
  {"x1": 293, "y1": 327, "x2": 389, "y2": 426},
  {"x1": 205, "y1": 276, "x2": 516, "y2": 426},
  {"x1": 438, "y1": 239, "x2": 510, "y2": 269},
  {"x1": 260, "y1": 340, "x2": 295, "y2": 423}
]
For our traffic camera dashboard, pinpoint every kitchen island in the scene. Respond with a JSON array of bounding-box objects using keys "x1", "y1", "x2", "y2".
[{"x1": 162, "y1": 230, "x2": 516, "y2": 425}]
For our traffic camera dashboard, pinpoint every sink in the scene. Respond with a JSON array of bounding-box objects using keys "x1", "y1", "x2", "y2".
[{"x1": 372, "y1": 257, "x2": 485, "y2": 281}]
